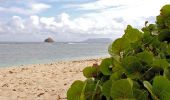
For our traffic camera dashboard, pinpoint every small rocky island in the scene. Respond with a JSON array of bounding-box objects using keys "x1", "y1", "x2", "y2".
[{"x1": 44, "y1": 37, "x2": 55, "y2": 43}]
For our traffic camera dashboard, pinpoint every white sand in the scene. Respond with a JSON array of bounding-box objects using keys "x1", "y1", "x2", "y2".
[{"x1": 0, "y1": 58, "x2": 101, "y2": 100}]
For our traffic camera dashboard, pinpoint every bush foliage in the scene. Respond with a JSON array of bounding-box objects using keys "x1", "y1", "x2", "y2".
[{"x1": 67, "y1": 5, "x2": 170, "y2": 100}]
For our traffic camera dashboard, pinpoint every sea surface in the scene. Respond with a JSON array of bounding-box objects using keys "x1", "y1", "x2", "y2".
[{"x1": 0, "y1": 42, "x2": 111, "y2": 67}]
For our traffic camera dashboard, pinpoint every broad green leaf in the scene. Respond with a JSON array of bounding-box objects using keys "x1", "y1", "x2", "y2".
[
  {"x1": 142, "y1": 31, "x2": 153, "y2": 45},
  {"x1": 102, "y1": 80, "x2": 112, "y2": 99},
  {"x1": 130, "y1": 41, "x2": 143, "y2": 53},
  {"x1": 158, "y1": 29, "x2": 170, "y2": 42},
  {"x1": 108, "y1": 43, "x2": 114, "y2": 56},
  {"x1": 142, "y1": 24, "x2": 157, "y2": 34},
  {"x1": 83, "y1": 66, "x2": 97, "y2": 78},
  {"x1": 84, "y1": 79, "x2": 97, "y2": 100},
  {"x1": 108, "y1": 44, "x2": 121, "y2": 61},
  {"x1": 160, "y1": 5, "x2": 170, "y2": 16},
  {"x1": 156, "y1": 15, "x2": 165, "y2": 30},
  {"x1": 127, "y1": 78, "x2": 133, "y2": 87},
  {"x1": 123, "y1": 25, "x2": 143, "y2": 43},
  {"x1": 164, "y1": 16, "x2": 170, "y2": 29},
  {"x1": 153, "y1": 76, "x2": 170, "y2": 100},
  {"x1": 144, "y1": 76, "x2": 170, "y2": 100},
  {"x1": 148, "y1": 24, "x2": 157, "y2": 32},
  {"x1": 67, "y1": 80, "x2": 86, "y2": 100},
  {"x1": 110, "y1": 71, "x2": 122, "y2": 81},
  {"x1": 100, "y1": 58, "x2": 113, "y2": 75},
  {"x1": 152, "y1": 59, "x2": 169, "y2": 69},
  {"x1": 143, "y1": 81, "x2": 158, "y2": 100},
  {"x1": 127, "y1": 72, "x2": 141, "y2": 80},
  {"x1": 122, "y1": 56, "x2": 142, "y2": 74},
  {"x1": 136, "y1": 51, "x2": 153, "y2": 65},
  {"x1": 133, "y1": 89, "x2": 148, "y2": 100},
  {"x1": 150, "y1": 36, "x2": 162, "y2": 49},
  {"x1": 111, "y1": 79, "x2": 134, "y2": 99},
  {"x1": 164, "y1": 68, "x2": 170, "y2": 80},
  {"x1": 112, "y1": 58, "x2": 123, "y2": 73},
  {"x1": 111, "y1": 38, "x2": 130, "y2": 55},
  {"x1": 167, "y1": 43, "x2": 170, "y2": 55}
]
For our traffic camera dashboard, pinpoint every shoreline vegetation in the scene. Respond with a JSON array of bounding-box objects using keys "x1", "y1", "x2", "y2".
[
  {"x1": 67, "y1": 4, "x2": 170, "y2": 100},
  {"x1": 0, "y1": 58, "x2": 102, "y2": 100}
]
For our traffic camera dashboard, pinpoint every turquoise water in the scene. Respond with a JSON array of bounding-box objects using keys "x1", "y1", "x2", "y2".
[{"x1": 0, "y1": 42, "x2": 110, "y2": 67}]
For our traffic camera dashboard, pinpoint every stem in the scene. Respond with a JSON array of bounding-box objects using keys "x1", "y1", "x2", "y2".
[
  {"x1": 142, "y1": 67, "x2": 153, "y2": 78},
  {"x1": 92, "y1": 80, "x2": 100, "y2": 100}
]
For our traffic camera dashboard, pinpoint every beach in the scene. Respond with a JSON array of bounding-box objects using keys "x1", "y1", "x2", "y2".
[{"x1": 0, "y1": 58, "x2": 102, "y2": 100}]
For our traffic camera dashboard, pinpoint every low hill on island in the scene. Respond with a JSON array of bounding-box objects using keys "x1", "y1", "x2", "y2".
[{"x1": 81, "y1": 38, "x2": 112, "y2": 43}]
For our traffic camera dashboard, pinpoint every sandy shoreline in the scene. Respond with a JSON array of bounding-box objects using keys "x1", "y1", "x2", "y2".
[{"x1": 0, "y1": 58, "x2": 102, "y2": 100}]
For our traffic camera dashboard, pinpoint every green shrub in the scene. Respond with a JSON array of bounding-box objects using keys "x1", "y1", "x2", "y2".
[{"x1": 67, "y1": 4, "x2": 170, "y2": 100}]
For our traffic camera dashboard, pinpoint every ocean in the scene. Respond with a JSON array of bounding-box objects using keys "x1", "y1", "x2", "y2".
[{"x1": 0, "y1": 42, "x2": 111, "y2": 67}]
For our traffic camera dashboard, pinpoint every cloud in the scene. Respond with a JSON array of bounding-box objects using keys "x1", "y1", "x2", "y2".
[
  {"x1": 0, "y1": 12, "x2": 123, "y2": 41},
  {"x1": 30, "y1": 3, "x2": 51, "y2": 12},
  {"x1": 0, "y1": 3, "x2": 51, "y2": 15},
  {"x1": 0, "y1": 0, "x2": 170, "y2": 42}
]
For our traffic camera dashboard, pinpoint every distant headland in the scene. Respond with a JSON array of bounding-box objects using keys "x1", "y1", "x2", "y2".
[{"x1": 81, "y1": 38, "x2": 112, "y2": 43}]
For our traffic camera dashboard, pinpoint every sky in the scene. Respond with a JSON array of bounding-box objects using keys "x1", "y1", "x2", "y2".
[{"x1": 0, "y1": 0, "x2": 169, "y2": 42}]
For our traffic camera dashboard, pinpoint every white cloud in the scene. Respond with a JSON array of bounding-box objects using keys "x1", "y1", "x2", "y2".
[
  {"x1": 0, "y1": 3, "x2": 51, "y2": 15},
  {"x1": 0, "y1": 12, "x2": 122, "y2": 41},
  {"x1": 10, "y1": 16, "x2": 25, "y2": 29},
  {"x1": 30, "y1": 3, "x2": 51, "y2": 12},
  {"x1": 0, "y1": 0, "x2": 170, "y2": 41},
  {"x1": 30, "y1": 15, "x2": 40, "y2": 26},
  {"x1": 0, "y1": 7, "x2": 30, "y2": 15}
]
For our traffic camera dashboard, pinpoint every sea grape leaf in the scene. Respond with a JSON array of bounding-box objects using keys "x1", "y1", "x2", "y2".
[
  {"x1": 144, "y1": 76, "x2": 170, "y2": 100},
  {"x1": 142, "y1": 31, "x2": 153, "y2": 45},
  {"x1": 157, "y1": 5, "x2": 170, "y2": 30},
  {"x1": 143, "y1": 81, "x2": 158, "y2": 100},
  {"x1": 160, "y1": 4, "x2": 170, "y2": 17},
  {"x1": 152, "y1": 59, "x2": 169, "y2": 69},
  {"x1": 153, "y1": 76, "x2": 170, "y2": 100},
  {"x1": 112, "y1": 58, "x2": 123, "y2": 73},
  {"x1": 108, "y1": 44, "x2": 114, "y2": 56},
  {"x1": 111, "y1": 37, "x2": 130, "y2": 55},
  {"x1": 143, "y1": 81, "x2": 153, "y2": 94},
  {"x1": 136, "y1": 51, "x2": 154, "y2": 65},
  {"x1": 133, "y1": 89, "x2": 148, "y2": 100},
  {"x1": 142, "y1": 24, "x2": 157, "y2": 34},
  {"x1": 122, "y1": 56, "x2": 142, "y2": 74},
  {"x1": 110, "y1": 71, "x2": 122, "y2": 81},
  {"x1": 165, "y1": 16, "x2": 170, "y2": 29},
  {"x1": 110, "y1": 79, "x2": 134, "y2": 99},
  {"x1": 130, "y1": 41, "x2": 143, "y2": 54},
  {"x1": 158, "y1": 29, "x2": 170, "y2": 42},
  {"x1": 156, "y1": 15, "x2": 164, "y2": 28},
  {"x1": 100, "y1": 58, "x2": 113, "y2": 75},
  {"x1": 148, "y1": 24, "x2": 157, "y2": 32},
  {"x1": 123, "y1": 25, "x2": 143, "y2": 43},
  {"x1": 67, "y1": 80, "x2": 86, "y2": 100},
  {"x1": 83, "y1": 66, "x2": 97, "y2": 78},
  {"x1": 84, "y1": 79, "x2": 97, "y2": 99},
  {"x1": 164, "y1": 68, "x2": 170, "y2": 80},
  {"x1": 102, "y1": 80, "x2": 112, "y2": 99},
  {"x1": 166, "y1": 43, "x2": 170, "y2": 55},
  {"x1": 150, "y1": 36, "x2": 162, "y2": 49},
  {"x1": 127, "y1": 78, "x2": 133, "y2": 87},
  {"x1": 108, "y1": 44, "x2": 121, "y2": 61},
  {"x1": 127, "y1": 72, "x2": 141, "y2": 80}
]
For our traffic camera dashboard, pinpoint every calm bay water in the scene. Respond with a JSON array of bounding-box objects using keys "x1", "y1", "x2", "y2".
[{"x1": 0, "y1": 42, "x2": 110, "y2": 67}]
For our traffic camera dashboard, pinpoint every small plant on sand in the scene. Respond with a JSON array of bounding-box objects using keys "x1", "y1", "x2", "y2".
[{"x1": 67, "y1": 5, "x2": 170, "y2": 100}]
